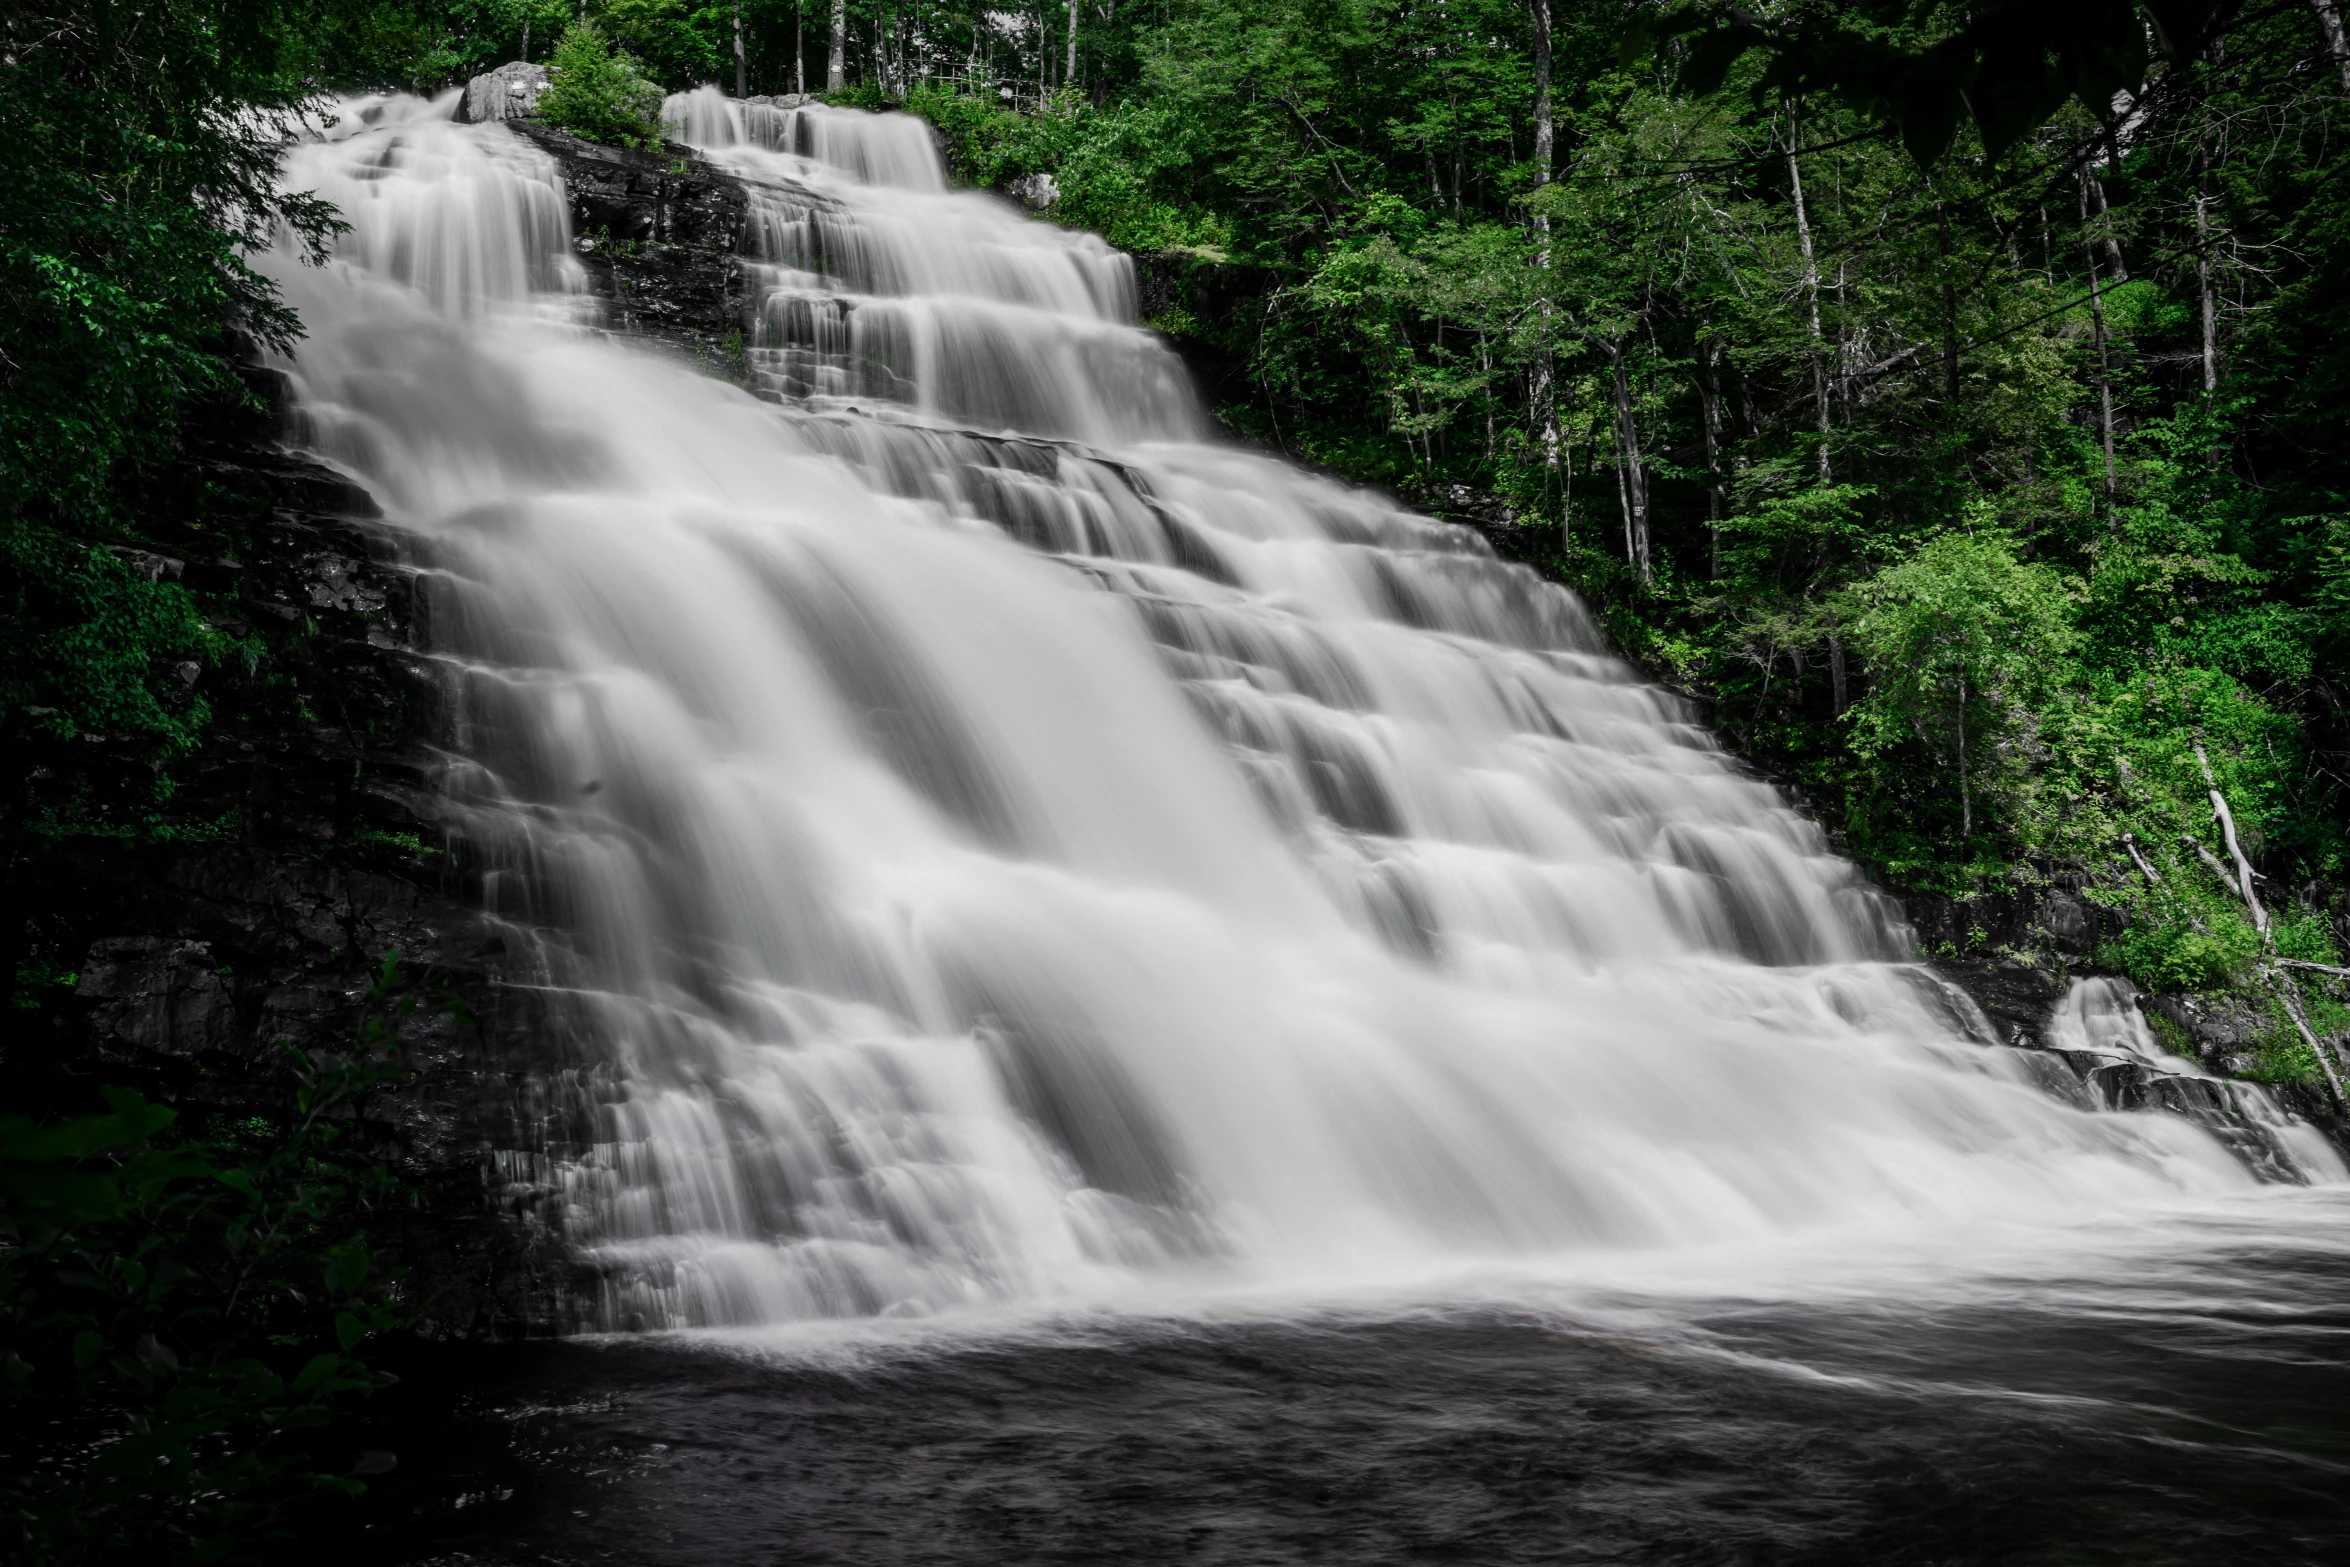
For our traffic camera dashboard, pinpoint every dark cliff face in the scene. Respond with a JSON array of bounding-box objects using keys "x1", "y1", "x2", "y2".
[
  {"x1": 8, "y1": 129, "x2": 771, "y2": 1336},
  {"x1": 509, "y1": 123, "x2": 755, "y2": 381},
  {"x1": 6, "y1": 378, "x2": 584, "y2": 1335}
]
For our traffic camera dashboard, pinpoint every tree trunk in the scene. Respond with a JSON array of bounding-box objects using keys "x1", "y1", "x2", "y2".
[
  {"x1": 2196, "y1": 139, "x2": 2219, "y2": 394},
  {"x1": 828, "y1": 0, "x2": 847, "y2": 90},
  {"x1": 796, "y1": 6, "x2": 806, "y2": 94},
  {"x1": 1065, "y1": 0, "x2": 1079, "y2": 96},
  {"x1": 735, "y1": 0, "x2": 747, "y2": 96},
  {"x1": 1827, "y1": 624, "x2": 1848, "y2": 716},
  {"x1": 1529, "y1": 0, "x2": 1561, "y2": 482},
  {"x1": 2085, "y1": 170, "x2": 2129, "y2": 282},
  {"x1": 2196, "y1": 740, "x2": 2350, "y2": 1106},
  {"x1": 1699, "y1": 338, "x2": 1726, "y2": 577},
  {"x1": 1785, "y1": 115, "x2": 1831, "y2": 482},
  {"x1": 2312, "y1": 0, "x2": 2350, "y2": 94},
  {"x1": 1956, "y1": 671, "x2": 1971, "y2": 840},
  {"x1": 2079, "y1": 174, "x2": 2118, "y2": 509},
  {"x1": 1935, "y1": 193, "x2": 1961, "y2": 403},
  {"x1": 1936, "y1": 205, "x2": 1955, "y2": 401},
  {"x1": 1479, "y1": 331, "x2": 1495, "y2": 459},
  {"x1": 1609, "y1": 342, "x2": 1650, "y2": 586}
]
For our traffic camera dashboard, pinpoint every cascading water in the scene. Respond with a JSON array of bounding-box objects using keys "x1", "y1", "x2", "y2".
[{"x1": 265, "y1": 90, "x2": 2342, "y2": 1333}]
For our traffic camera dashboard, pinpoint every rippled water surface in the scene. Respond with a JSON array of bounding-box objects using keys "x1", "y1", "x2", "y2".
[{"x1": 361, "y1": 1194, "x2": 2350, "y2": 1565}]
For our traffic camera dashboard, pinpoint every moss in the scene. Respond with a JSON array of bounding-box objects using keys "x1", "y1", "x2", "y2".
[{"x1": 2143, "y1": 1007, "x2": 2195, "y2": 1058}]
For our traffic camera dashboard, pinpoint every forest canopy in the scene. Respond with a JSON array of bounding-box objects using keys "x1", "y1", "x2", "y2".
[{"x1": 6, "y1": 0, "x2": 2349, "y2": 1002}]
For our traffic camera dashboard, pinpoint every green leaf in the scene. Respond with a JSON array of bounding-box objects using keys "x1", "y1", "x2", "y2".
[
  {"x1": 336, "y1": 1310, "x2": 365, "y2": 1351},
  {"x1": 323, "y1": 1244, "x2": 373, "y2": 1295},
  {"x1": 293, "y1": 1352, "x2": 341, "y2": 1392}
]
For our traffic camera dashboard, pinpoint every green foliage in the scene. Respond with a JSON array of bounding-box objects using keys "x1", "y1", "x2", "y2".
[
  {"x1": 601, "y1": 0, "x2": 727, "y2": 86},
  {"x1": 1839, "y1": 530, "x2": 2076, "y2": 853},
  {"x1": 540, "y1": 21, "x2": 667, "y2": 149},
  {"x1": 0, "y1": 954, "x2": 449, "y2": 1564},
  {"x1": 2103, "y1": 880, "x2": 2262, "y2": 993},
  {"x1": 1, "y1": 5, "x2": 343, "y2": 766},
  {"x1": 1631, "y1": 0, "x2": 2229, "y2": 165}
]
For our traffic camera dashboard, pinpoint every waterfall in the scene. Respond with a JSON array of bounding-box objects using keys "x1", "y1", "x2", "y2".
[{"x1": 264, "y1": 91, "x2": 2341, "y2": 1331}]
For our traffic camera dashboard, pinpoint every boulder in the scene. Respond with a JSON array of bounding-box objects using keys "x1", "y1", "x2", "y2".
[
  {"x1": 461, "y1": 60, "x2": 550, "y2": 125},
  {"x1": 1007, "y1": 172, "x2": 1059, "y2": 212}
]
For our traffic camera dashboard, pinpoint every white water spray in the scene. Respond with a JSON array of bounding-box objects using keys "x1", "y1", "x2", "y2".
[{"x1": 266, "y1": 91, "x2": 2340, "y2": 1329}]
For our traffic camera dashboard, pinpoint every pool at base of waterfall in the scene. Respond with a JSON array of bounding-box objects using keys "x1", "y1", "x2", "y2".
[{"x1": 345, "y1": 1196, "x2": 2350, "y2": 1567}]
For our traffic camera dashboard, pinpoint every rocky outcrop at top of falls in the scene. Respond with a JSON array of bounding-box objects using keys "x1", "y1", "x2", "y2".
[
  {"x1": 506, "y1": 120, "x2": 755, "y2": 380},
  {"x1": 457, "y1": 59, "x2": 549, "y2": 124}
]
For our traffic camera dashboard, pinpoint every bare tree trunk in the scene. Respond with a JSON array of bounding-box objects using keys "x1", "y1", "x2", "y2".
[
  {"x1": 1785, "y1": 114, "x2": 1831, "y2": 482},
  {"x1": 1528, "y1": 0, "x2": 1561, "y2": 483},
  {"x1": 2196, "y1": 140, "x2": 2219, "y2": 394},
  {"x1": 1934, "y1": 192, "x2": 1961, "y2": 403},
  {"x1": 1699, "y1": 338, "x2": 1726, "y2": 578},
  {"x1": 1609, "y1": 341, "x2": 1650, "y2": 586},
  {"x1": 1827, "y1": 624, "x2": 1848, "y2": 716},
  {"x1": 1065, "y1": 0, "x2": 1078, "y2": 94},
  {"x1": 1956, "y1": 672, "x2": 1971, "y2": 840},
  {"x1": 2085, "y1": 170, "x2": 2129, "y2": 282},
  {"x1": 796, "y1": 5, "x2": 806, "y2": 94},
  {"x1": 2079, "y1": 174, "x2": 2118, "y2": 509},
  {"x1": 2195, "y1": 741, "x2": 2350, "y2": 1105},
  {"x1": 735, "y1": 0, "x2": 747, "y2": 96},
  {"x1": 2312, "y1": 0, "x2": 2350, "y2": 94},
  {"x1": 828, "y1": 0, "x2": 847, "y2": 90},
  {"x1": 1479, "y1": 331, "x2": 1495, "y2": 459},
  {"x1": 521, "y1": 19, "x2": 530, "y2": 61}
]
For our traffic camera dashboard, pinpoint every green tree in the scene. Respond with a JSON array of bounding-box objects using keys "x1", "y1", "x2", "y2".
[
  {"x1": 1840, "y1": 530, "x2": 2077, "y2": 861},
  {"x1": 540, "y1": 20, "x2": 668, "y2": 147}
]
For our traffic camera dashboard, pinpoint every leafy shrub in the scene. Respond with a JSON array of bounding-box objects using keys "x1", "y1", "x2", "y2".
[
  {"x1": 2104, "y1": 900, "x2": 2263, "y2": 993},
  {"x1": 0, "y1": 954, "x2": 447, "y2": 1564},
  {"x1": 539, "y1": 22, "x2": 664, "y2": 150},
  {"x1": 907, "y1": 86, "x2": 1228, "y2": 256},
  {"x1": 2, "y1": 2, "x2": 341, "y2": 778},
  {"x1": 1837, "y1": 531, "x2": 2077, "y2": 859}
]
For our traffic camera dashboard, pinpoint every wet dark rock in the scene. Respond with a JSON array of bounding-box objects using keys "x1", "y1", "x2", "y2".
[
  {"x1": 1419, "y1": 486, "x2": 1565, "y2": 569},
  {"x1": 1903, "y1": 887, "x2": 2350, "y2": 1157},
  {"x1": 2143, "y1": 991, "x2": 2268, "y2": 1058},
  {"x1": 1904, "y1": 885, "x2": 2128, "y2": 962},
  {"x1": 78, "y1": 938, "x2": 240, "y2": 1064},
  {"x1": 1928, "y1": 954, "x2": 2068, "y2": 1049},
  {"x1": 1128, "y1": 249, "x2": 1253, "y2": 407},
  {"x1": 1900, "y1": 887, "x2": 2127, "y2": 1055},
  {"x1": 507, "y1": 123, "x2": 754, "y2": 379},
  {"x1": 6, "y1": 378, "x2": 567, "y2": 1337}
]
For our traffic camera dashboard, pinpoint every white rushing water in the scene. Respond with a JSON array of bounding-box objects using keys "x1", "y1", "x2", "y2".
[{"x1": 265, "y1": 89, "x2": 2342, "y2": 1331}]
